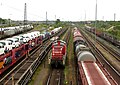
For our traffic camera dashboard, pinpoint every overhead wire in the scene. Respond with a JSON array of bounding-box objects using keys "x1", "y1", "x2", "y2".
[{"x1": 0, "y1": 2, "x2": 45, "y2": 20}]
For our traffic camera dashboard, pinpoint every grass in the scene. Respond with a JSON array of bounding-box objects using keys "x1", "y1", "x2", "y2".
[
  {"x1": 34, "y1": 24, "x2": 45, "y2": 30},
  {"x1": 64, "y1": 28, "x2": 75, "y2": 85},
  {"x1": 28, "y1": 52, "x2": 50, "y2": 85},
  {"x1": 28, "y1": 64, "x2": 42, "y2": 85}
]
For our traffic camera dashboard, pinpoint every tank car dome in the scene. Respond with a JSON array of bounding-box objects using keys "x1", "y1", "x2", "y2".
[
  {"x1": 74, "y1": 27, "x2": 78, "y2": 30},
  {"x1": 75, "y1": 44, "x2": 86, "y2": 53},
  {"x1": 77, "y1": 51, "x2": 96, "y2": 62}
]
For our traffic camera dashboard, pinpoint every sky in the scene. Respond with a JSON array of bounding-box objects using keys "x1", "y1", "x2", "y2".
[{"x1": 0, "y1": 0, "x2": 120, "y2": 21}]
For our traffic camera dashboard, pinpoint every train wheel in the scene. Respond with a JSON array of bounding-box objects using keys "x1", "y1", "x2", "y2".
[
  {"x1": 63, "y1": 58, "x2": 65, "y2": 66},
  {"x1": 62, "y1": 64, "x2": 65, "y2": 69},
  {"x1": 2, "y1": 65, "x2": 4, "y2": 69},
  {"x1": 48, "y1": 58, "x2": 51, "y2": 64},
  {"x1": 55, "y1": 62, "x2": 58, "y2": 68}
]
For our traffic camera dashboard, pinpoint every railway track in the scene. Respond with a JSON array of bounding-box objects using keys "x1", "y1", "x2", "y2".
[
  {"x1": 46, "y1": 68, "x2": 64, "y2": 85},
  {"x1": 0, "y1": 38, "x2": 49, "y2": 82},
  {"x1": 0, "y1": 28, "x2": 67, "y2": 85},
  {"x1": 84, "y1": 27, "x2": 120, "y2": 62},
  {"x1": 96, "y1": 37, "x2": 120, "y2": 61},
  {"x1": 2, "y1": 41, "x2": 51, "y2": 85},
  {"x1": 80, "y1": 28, "x2": 120, "y2": 84},
  {"x1": 83, "y1": 28, "x2": 120, "y2": 70},
  {"x1": 46, "y1": 27, "x2": 71, "y2": 85}
]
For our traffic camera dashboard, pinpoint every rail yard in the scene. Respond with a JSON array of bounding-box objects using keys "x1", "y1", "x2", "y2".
[
  {"x1": 0, "y1": 1, "x2": 120, "y2": 85},
  {"x1": 0, "y1": 23, "x2": 119, "y2": 85}
]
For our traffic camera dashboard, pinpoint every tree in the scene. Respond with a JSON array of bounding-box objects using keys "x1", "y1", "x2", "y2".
[
  {"x1": 56, "y1": 19, "x2": 60, "y2": 24},
  {"x1": 0, "y1": 18, "x2": 7, "y2": 24},
  {"x1": 54, "y1": 19, "x2": 62, "y2": 28}
]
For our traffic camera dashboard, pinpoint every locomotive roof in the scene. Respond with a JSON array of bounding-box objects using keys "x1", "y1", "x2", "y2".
[
  {"x1": 52, "y1": 40, "x2": 66, "y2": 46},
  {"x1": 53, "y1": 40, "x2": 66, "y2": 44},
  {"x1": 53, "y1": 43, "x2": 65, "y2": 46}
]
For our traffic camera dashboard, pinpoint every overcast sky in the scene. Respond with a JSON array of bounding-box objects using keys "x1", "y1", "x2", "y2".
[{"x1": 0, "y1": 0, "x2": 120, "y2": 21}]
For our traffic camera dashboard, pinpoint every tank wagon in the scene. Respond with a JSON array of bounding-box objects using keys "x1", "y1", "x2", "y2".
[
  {"x1": 49, "y1": 40, "x2": 66, "y2": 67},
  {"x1": 0, "y1": 25, "x2": 33, "y2": 38},
  {"x1": 0, "y1": 27, "x2": 62, "y2": 74},
  {"x1": 51, "y1": 27, "x2": 62, "y2": 35},
  {"x1": 73, "y1": 27, "x2": 117, "y2": 85}
]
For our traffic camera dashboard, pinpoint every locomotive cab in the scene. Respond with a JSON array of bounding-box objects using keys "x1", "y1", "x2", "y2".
[{"x1": 49, "y1": 40, "x2": 66, "y2": 67}]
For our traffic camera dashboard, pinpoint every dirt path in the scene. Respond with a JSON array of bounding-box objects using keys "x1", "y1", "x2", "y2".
[{"x1": 28, "y1": 56, "x2": 50, "y2": 85}]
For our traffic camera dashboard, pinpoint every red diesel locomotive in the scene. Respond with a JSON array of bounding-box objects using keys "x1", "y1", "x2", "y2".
[{"x1": 49, "y1": 40, "x2": 66, "y2": 67}]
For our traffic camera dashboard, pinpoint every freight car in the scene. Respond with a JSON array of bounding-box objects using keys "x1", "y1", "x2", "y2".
[
  {"x1": 85, "y1": 25, "x2": 120, "y2": 48},
  {"x1": 73, "y1": 27, "x2": 117, "y2": 85},
  {"x1": 73, "y1": 28, "x2": 86, "y2": 50},
  {"x1": 49, "y1": 40, "x2": 66, "y2": 67},
  {"x1": 0, "y1": 27, "x2": 62, "y2": 74},
  {"x1": 0, "y1": 25, "x2": 33, "y2": 38},
  {"x1": 0, "y1": 34, "x2": 41, "y2": 71}
]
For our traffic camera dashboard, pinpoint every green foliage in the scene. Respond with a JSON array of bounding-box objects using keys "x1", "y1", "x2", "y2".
[
  {"x1": 114, "y1": 25, "x2": 120, "y2": 30},
  {"x1": 101, "y1": 23, "x2": 107, "y2": 28},
  {"x1": 87, "y1": 21, "x2": 120, "y2": 38},
  {"x1": 56, "y1": 19, "x2": 60, "y2": 24},
  {"x1": 0, "y1": 18, "x2": 15, "y2": 27},
  {"x1": 107, "y1": 25, "x2": 120, "y2": 39},
  {"x1": 54, "y1": 19, "x2": 63, "y2": 28},
  {"x1": 0, "y1": 18, "x2": 7, "y2": 24}
]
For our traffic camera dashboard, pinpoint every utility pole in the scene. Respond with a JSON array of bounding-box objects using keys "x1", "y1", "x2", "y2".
[
  {"x1": 46, "y1": 11, "x2": 47, "y2": 25},
  {"x1": 85, "y1": 11, "x2": 86, "y2": 21},
  {"x1": 55, "y1": 15, "x2": 56, "y2": 21},
  {"x1": 95, "y1": 0, "x2": 97, "y2": 45},
  {"x1": 113, "y1": 13, "x2": 116, "y2": 35},
  {"x1": 9, "y1": 14, "x2": 12, "y2": 26},
  {"x1": 114, "y1": 13, "x2": 116, "y2": 21},
  {"x1": 102, "y1": 16, "x2": 104, "y2": 21},
  {"x1": 84, "y1": 11, "x2": 86, "y2": 24},
  {"x1": 8, "y1": 19, "x2": 11, "y2": 26},
  {"x1": 24, "y1": 3, "x2": 27, "y2": 26}
]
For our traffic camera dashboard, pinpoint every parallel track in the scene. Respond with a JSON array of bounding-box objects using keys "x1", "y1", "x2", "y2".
[
  {"x1": 0, "y1": 28, "x2": 67, "y2": 85},
  {"x1": 80, "y1": 28, "x2": 120, "y2": 84},
  {"x1": 2, "y1": 41, "x2": 51, "y2": 85},
  {"x1": 46, "y1": 27, "x2": 71, "y2": 85},
  {"x1": 0, "y1": 38, "x2": 48, "y2": 82},
  {"x1": 96, "y1": 38, "x2": 120, "y2": 61},
  {"x1": 46, "y1": 69, "x2": 63, "y2": 85}
]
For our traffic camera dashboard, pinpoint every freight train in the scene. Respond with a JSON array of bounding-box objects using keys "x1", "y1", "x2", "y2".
[
  {"x1": 85, "y1": 25, "x2": 120, "y2": 48},
  {"x1": 73, "y1": 27, "x2": 95, "y2": 62},
  {"x1": 49, "y1": 40, "x2": 67, "y2": 67},
  {"x1": 73, "y1": 27, "x2": 117, "y2": 85},
  {"x1": 0, "y1": 27, "x2": 62, "y2": 74},
  {"x1": 0, "y1": 25, "x2": 33, "y2": 37}
]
